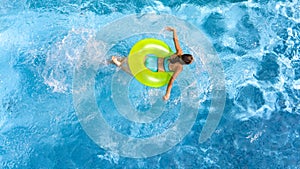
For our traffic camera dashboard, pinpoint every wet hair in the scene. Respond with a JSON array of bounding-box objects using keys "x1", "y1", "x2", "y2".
[{"x1": 181, "y1": 54, "x2": 193, "y2": 64}]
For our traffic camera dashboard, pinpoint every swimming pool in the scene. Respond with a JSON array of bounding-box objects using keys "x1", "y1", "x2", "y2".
[{"x1": 1, "y1": 0, "x2": 300, "y2": 168}]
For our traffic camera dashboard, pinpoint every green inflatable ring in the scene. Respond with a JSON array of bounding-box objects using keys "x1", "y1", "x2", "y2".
[{"x1": 128, "y1": 38, "x2": 174, "y2": 88}]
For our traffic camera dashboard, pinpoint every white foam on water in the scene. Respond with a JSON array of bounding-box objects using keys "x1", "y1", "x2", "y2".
[
  {"x1": 97, "y1": 151, "x2": 120, "y2": 164},
  {"x1": 293, "y1": 79, "x2": 300, "y2": 90}
]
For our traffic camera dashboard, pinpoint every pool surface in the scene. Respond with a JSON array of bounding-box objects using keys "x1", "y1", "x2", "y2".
[{"x1": 1, "y1": 0, "x2": 300, "y2": 168}]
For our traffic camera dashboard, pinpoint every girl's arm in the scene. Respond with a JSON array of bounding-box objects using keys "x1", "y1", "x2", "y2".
[
  {"x1": 165, "y1": 27, "x2": 183, "y2": 55},
  {"x1": 163, "y1": 67, "x2": 182, "y2": 100}
]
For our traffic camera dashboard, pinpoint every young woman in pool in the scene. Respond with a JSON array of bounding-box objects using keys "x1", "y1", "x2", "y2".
[{"x1": 112, "y1": 26, "x2": 194, "y2": 101}]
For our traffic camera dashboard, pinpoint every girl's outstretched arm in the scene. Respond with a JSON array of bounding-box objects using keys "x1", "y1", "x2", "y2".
[{"x1": 165, "y1": 27, "x2": 183, "y2": 55}]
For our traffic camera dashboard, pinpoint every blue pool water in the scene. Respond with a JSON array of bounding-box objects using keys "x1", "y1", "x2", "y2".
[{"x1": 1, "y1": 0, "x2": 300, "y2": 168}]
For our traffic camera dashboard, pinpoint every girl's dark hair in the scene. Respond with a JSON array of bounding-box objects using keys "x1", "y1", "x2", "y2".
[{"x1": 181, "y1": 54, "x2": 193, "y2": 64}]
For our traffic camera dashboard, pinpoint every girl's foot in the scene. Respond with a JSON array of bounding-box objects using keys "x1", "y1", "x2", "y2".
[{"x1": 111, "y1": 56, "x2": 121, "y2": 66}]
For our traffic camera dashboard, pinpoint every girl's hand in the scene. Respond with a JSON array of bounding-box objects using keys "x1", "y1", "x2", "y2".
[
  {"x1": 165, "y1": 26, "x2": 175, "y2": 32},
  {"x1": 163, "y1": 93, "x2": 170, "y2": 101}
]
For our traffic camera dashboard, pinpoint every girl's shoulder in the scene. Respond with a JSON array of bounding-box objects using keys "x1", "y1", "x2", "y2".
[{"x1": 170, "y1": 53, "x2": 178, "y2": 59}]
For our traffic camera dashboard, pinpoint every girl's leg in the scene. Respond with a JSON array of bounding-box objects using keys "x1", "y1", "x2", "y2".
[{"x1": 111, "y1": 56, "x2": 132, "y2": 75}]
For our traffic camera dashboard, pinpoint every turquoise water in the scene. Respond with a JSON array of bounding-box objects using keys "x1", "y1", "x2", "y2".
[{"x1": 1, "y1": 0, "x2": 300, "y2": 168}]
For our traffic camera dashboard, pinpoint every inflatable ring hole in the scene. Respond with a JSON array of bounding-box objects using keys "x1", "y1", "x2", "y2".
[{"x1": 144, "y1": 54, "x2": 159, "y2": 72}]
